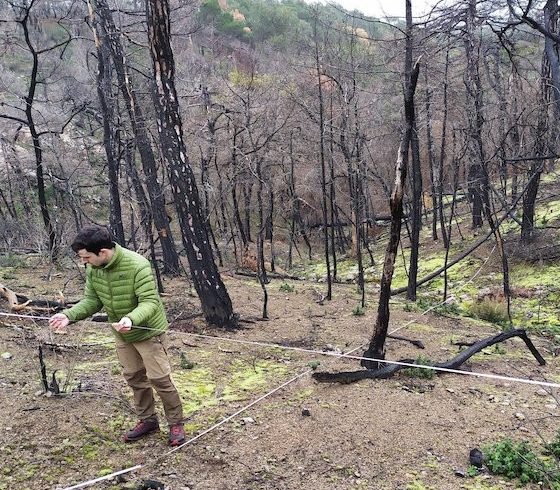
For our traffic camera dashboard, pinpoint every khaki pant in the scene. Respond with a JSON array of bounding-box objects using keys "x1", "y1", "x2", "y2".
[{"x1": 115, "y1": 333, "x2": 184, "y2": 425}]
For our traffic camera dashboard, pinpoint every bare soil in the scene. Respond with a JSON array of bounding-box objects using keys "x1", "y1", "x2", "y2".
[{"x1": 1, "y1": 258, "x2": 559, "y2": 490}]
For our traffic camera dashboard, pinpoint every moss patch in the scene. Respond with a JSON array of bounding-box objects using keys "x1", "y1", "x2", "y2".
[
  {"x1": 173, "y1": 367, "x2": 217, "y2": 415},
  {"x1": 222, "y1": 359, "x2": 289, "y2": 401}
]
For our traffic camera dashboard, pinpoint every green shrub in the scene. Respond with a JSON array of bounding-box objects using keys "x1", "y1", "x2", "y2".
[
  {"x1": 279, "y1": 283, "x2": 295, "y2": 293},
  {"x1": 180, "y1": 352, "x2": 195, "y2": 370},
  {"x1": 467, "y1": 298, "x2": 510, "y2": 327},
  {"x1": 545, "y1": 431, "x2": 560, "y2": 459},
  {"x1": 403, "y1": 355, "x2": 435, "y2": 379},
  {"x1": 352, "y1": 305, "x2": 365, "y2": 316},
  {"x1": 0, "y1": 254, "x2": 26, "y2": 268},
  {"x1": 483, "y1": 438, "x2": 560, "y2": 486}
]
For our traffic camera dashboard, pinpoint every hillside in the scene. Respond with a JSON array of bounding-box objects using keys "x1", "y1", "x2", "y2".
[{"x1": 1, "y1": 172, "x2": 560, "y2": 489}]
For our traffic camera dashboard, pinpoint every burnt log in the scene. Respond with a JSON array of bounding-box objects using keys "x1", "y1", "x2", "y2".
[
  {"x1": 0, "y1": 283, "x2": 68, "y2": 312},
  {"x1": 314, "y1": 329, "x2": 545, "y2": 384}
]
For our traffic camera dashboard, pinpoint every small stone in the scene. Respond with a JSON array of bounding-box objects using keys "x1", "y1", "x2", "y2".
[
  {"x1": 515, "y1": 412, "x2": 525, "y2": 421},
  {"x1": 446, "y1": 388, "x2": 455, "y2": 393},
  {"x1": 1, "y1": 352, "x2": 12, "y2": 360},
  {"x1": 241, "y1": 417, "x2": 255, "y2": 424},
  {"x1": 301, "y1": 408, "x2": 311, "y2": 417},
  {"x1": 536, "y1": 389, "x2": 548, "y2": 396},
  {"x1": 454, "y1": 469, "x2": 466, "y2": 477}
]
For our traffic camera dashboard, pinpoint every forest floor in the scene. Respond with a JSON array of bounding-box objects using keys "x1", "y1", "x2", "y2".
[
  {"x1": 1, "y1": 247, "x2": 560, "y2": 490},
  {"x1": 1, "y1": 175, "x2": 560, "y2": 490}
]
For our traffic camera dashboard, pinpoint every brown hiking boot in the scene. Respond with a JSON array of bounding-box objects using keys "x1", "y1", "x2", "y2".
[
  {"x1": 168, "y1": 424, "x2": 185, "y2": 446},
  {"x1": 123, "y1": 418, "x2": 159, "y2": 442}
]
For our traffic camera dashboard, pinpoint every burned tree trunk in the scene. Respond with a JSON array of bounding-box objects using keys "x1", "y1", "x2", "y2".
[
  {"x1": 406, "y1": 0, "x2": 422, "y2": 302},
  {"x1": 464, "y1": 0, "x2": 491, "y2": 230},
  {"x1": 361, "y1": 49, "x2": 421, "y2": 369},
  {"x1": 313, "y1": 16, "x2": 332, "y2": 301},
  {"x1": 146, "y1": 0, "x2": 236, "y2": 327},
  {"x1": 94, "y1": 0, "x2": 180, "y2": 274},
  {"x1": 87, "y1": 0, "x2": 125, "y2": 245}
]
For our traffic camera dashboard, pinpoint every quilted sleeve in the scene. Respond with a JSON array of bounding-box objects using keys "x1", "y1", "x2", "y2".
[
  {"x1": 126, "y1": 264, "x2": 161, "y2": 326},
  {"x1": 62, "y1": 269, "x2": 103, "y2": 322}
]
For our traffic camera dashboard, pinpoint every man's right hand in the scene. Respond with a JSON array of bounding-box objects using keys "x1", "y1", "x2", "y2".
[{"x1": 49, "y1": 313, "x2": 70, "y2": 332}]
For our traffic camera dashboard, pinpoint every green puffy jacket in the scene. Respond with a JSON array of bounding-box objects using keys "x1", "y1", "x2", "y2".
[{"x1": 63, "y1": 244, "x2": 168, "y2": 343}]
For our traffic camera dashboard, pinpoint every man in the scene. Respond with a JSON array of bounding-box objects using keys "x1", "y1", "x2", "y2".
[{"x1": 49, "y1": 225, "x2": 186, "y2": 446}]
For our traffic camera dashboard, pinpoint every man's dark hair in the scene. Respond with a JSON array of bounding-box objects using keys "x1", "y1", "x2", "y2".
[{"x1": 71, "y1": 225, "x2": 115, "y2": 254}]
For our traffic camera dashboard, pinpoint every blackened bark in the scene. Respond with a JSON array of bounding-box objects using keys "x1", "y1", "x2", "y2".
[
  {"x1": 146, "y1": 0, "x2": 236, "y2": 327},
  {"x1": 424, "y1": 68, "x2": 438, "y2": 242},
  {"x1": 88, "y1": 0, "x2": 125, "y2": 245},
  {"x1": 315, "y1": 329, "x2": 545, "y2": 384},
  {"x1": 94, "y1": 0, "x2": 180, "y2": 275},
  {"x1": 362, "y1": 54, "x2": 421, "y2": 369},
  {"x1": 438, "y1": 49, "x2": 450, "y2": 249},
  {"x1": 464, "y1": 0, "x2": 490, "y2": 230},
  {"x1": 19, "y1": 8, "x2": 57, "y2": 256},
  {"x1": 313, "y1": 18, "x2": 332, "y2": 300},
  {"x1": 522, "y1": 55, "x2": 549, "y2": 242},
  {"x1": 124, "y1": 140, "x2": 164, "y2": 293},
  {"x1": 231, "y1": 128, "x2": 247, "y2": 248},
  {"x1": 405, "y1": 0, "x2": 422, "y2": 303}
]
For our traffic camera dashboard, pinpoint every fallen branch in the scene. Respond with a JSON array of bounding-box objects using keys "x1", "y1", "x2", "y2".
[
  {"x1": 313, "y1": 329, "x2": 545, "y2": 384},
  {"x1": 234, "y1": 269, "x2": 302, "y2": 281},
  {"x1": 387, "y1": 334, "x2": 425, "y2": 349},
  {"x1": 0, "y1": 283, "x2": 67, "y2": 311}
]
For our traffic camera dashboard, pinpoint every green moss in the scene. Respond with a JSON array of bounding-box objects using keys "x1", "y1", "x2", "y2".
[
  {"x1": 222, "y1": 359, "x2": 289, "y2": 402},
  {"x1": 535, "y1": 199, "x2": 560, "y2": 225},
  {"x1": 510, "y1": 264, "x2": 560, "y2": 288},
  {"x1": 460, "y1": 478, "x2": 506, "y2": 489},
  {"x1": 406, "y1": 323, "x2": 436, "y2": 333},
  {"x1": 173, "y1": 367, "x2": 217, "y2": 415}
]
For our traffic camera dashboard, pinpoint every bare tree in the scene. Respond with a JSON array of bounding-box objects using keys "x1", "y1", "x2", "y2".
[{"x1": 146, "y1": 0, "x2": 236, "y2": 327}]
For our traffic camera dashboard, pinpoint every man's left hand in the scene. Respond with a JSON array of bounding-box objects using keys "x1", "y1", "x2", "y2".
[{"x1": 112, "y1": 317, "x2": 132, "y2": 332}]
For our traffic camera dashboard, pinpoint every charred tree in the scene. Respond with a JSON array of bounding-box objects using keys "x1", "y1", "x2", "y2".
[
  {"x1": 406, "y1": 0, "x2": 422, "y2": 302},
  {"x1": 87, "y1": 0, "x2": 125, "y2": 245},
  {"x1": 314, "y1": 329, "x2": 545, "y2": 384},
  {"x1": 146, "y1": 0, "x2": 236, "y2": 327},
  {"x1": 313, "y1": 14, "x2": 332, "y2": 300},
  {"x1": 464, "y1": 0, "x2": 490, "y2": 229},
  {"x1": 361, "y1": 53, "x2": 421, "y2": 369},
  {"x1": 94, "y1": 0, "x2": 180, "y2": 274}
]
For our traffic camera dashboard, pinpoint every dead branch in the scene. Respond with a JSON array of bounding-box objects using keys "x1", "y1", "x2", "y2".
[
  {"x1": 234, "y1": 269, "x2": 302, "y2": 281},
  {"x1": 0, "y1": 283, "x2": 67, "y2": 311},
  {"x1": 387, "y1": 334, "x2": 425, "y2": 349},
  {"x1": 313, "y1": 329, "x2": 545, "y2": 384}
]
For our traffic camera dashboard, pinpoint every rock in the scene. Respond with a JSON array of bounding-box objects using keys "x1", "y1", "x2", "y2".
[
  {"x1": 446, "y1": 388, "x2": 455, "y2": 393},
  {"x1": 241, "y1": 417, "x2": 255, "y2": 424},
  {"x1": 301, "y1": 408, "x2": 311, "y2": 417},
  {"x1": 515, "y1": 412, "x2": 526, "y2": 421},
  {"x1": 536, "y1": 389, "x2": 548, "y2": 396},
  {"x1": 454, "y1": 469, "x2": 466, "y2": 477},
  {"x1": 1, "y1": 352, "x2": 12, "y2": 360},
  {"x1": 469, "y1": 448, "x2": 484, "y2": 468}
]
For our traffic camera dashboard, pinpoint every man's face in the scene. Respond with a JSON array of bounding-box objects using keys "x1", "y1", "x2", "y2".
[{"x1": 76, "y1": 248, "x2": 111, "y2": 267}]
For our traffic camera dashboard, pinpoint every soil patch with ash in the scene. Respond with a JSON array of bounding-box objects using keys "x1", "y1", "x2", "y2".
[{"x1": 0, "y1": 268, "x2": 559, "y2": 489}]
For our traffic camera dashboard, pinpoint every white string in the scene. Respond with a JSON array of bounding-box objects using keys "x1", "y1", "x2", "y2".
[
  {"x1": 3, "y1": 310, "x2": 557, "y2": 489},
  {"x1": 60, "y1": 337, "x2": 366, "y2": 489},
  {"x1": 0, "y1": 311, "x2": 556, "y2": 389}
]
